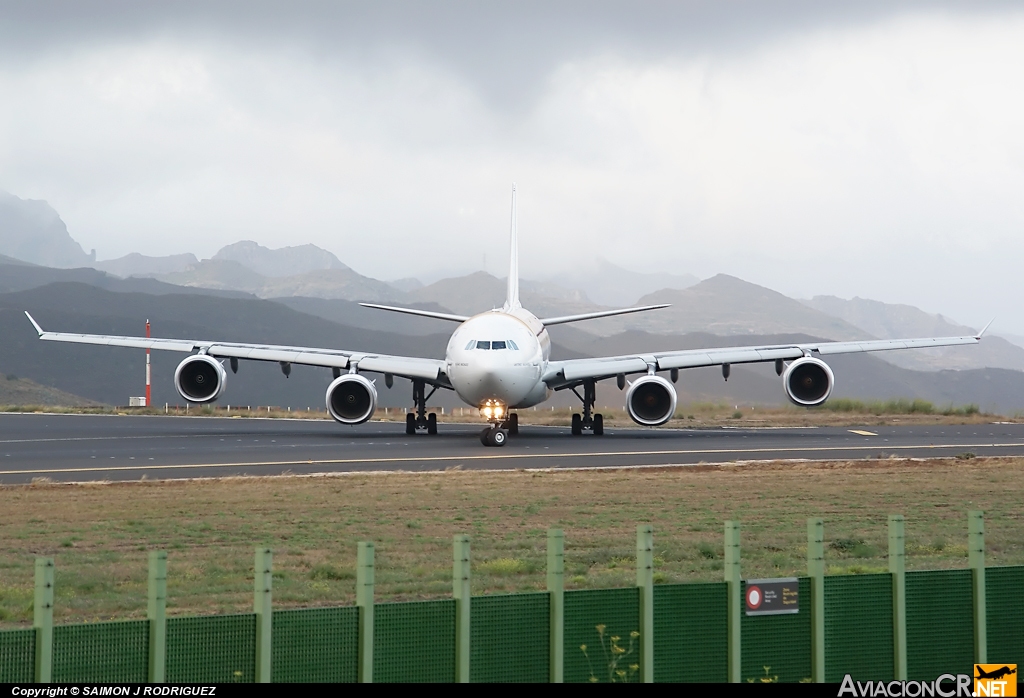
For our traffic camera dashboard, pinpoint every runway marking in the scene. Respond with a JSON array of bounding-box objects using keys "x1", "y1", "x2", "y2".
[
  {"x1": 848, "y1": 430, "x2": 878, "y2": 436},
  {"x1": 3, "y1": 442, "x2": 1022, "y2": 477}
]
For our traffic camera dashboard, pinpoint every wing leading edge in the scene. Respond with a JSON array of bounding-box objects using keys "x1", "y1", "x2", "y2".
[
  {"x1": 24, "y1": 312, "x2": 446, "y2": 383},
  {"x1": 543, "y1": 332, "x2": 986, "y2": 387}
]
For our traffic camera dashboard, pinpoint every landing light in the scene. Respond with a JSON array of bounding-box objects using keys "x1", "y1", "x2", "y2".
[{"x1": 479, "y1": 399, "x2": 506, "y2": 420}]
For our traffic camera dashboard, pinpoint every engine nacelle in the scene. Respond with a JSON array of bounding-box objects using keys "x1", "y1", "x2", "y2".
[
  {"x1": 174, "y1": 354, "x2": 227, "y2": 403},
  {"x1": 625, "y1": 374, "x2": 678, "y2": 426},
  {"x1": 326, "y1": 374, "x2": 377, "y2": 424},
  {"x1": 783, "y1": 356, "x2": 835, "y2": 406}
]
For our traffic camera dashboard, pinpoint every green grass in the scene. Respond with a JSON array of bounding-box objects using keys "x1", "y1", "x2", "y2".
[{"x1": 1, "y1": 457, "x2": 1023, "y2": 625}]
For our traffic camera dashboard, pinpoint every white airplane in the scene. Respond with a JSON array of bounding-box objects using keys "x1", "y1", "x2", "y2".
[{"x1": 25, "y1": 186, "x2": 990, "y2": 447}]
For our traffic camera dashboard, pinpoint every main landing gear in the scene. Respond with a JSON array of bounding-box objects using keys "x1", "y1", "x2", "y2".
[
  {"x1": 405, "y1": 379, "x2": 439, "y2": 435},
  {"x1": 570, "y1": 379, "x2": 604, "y2": 436},
  {"x1": 480, "y1": 413, "x2": 518, "y2": 447}
]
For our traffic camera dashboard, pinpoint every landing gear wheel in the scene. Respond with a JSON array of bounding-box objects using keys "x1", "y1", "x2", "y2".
[
  {"x1": 571, "y1": 413, "x2": 582, "y2": 436},
  {"x1": 508, "y1": 413, "x2": 519, "y2": 435},
  {"x1": 427, "y1": 412, "x2": 437, "y2": 435},
  {"x1": 405, "y1": 413, "x2": 416, "y2": 435},
  {"x1": 480, "y1": 427, "x2": 507, "y2": 447},
  {"x1": 593, "y1": 413, "x2": 604, "y2": 436}
]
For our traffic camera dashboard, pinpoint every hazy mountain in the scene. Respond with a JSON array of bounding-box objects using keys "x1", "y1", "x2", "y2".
[
  {"x1": 212, "y1": 240, "x2": 349, "y2": 277},
  {"x1": 153, "y1": 258, "x2": 406, "y2": 302},
  {"x1": 580, "y1": 274, "x2": 871, "y2": 339},
  {"x1": 94, "y1": 252, "x2": 198, "y2": 277},
  {"x1": 388, "y1": 277, "x2": 424, "y2": 293},
  {"x1": 804, "y1": 295, "x2": 1024, "y2": 373},
  {"x1": 0, "y1": 190, "x2": 95, "y2": 268},
  {"x1": 544, "y1": 258, "x2": 700, "y2": 306},
  {"x1": 0, "y1": 261, "x2": 251, "y2": 299},
  {"x1": 0, "y1": 254, "x2": 34, "y2": 267}
]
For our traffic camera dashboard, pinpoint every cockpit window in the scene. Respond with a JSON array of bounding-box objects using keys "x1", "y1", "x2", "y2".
[{"x1": 467, "y1": 340, "x2": 519, "y2": 350}]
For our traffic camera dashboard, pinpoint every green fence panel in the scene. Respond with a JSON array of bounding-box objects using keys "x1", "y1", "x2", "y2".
[
  {"x1": 986, "y1": 566, "x2": 1024, "y2": 669},
  {"x1": 653, "y1": 582, "x2": 729, "y2": 683},
  {"x1": 0, "y1": 629, "x2": 35, "y2": 683},
  {"x1": 469, "y1": 592, "x2": 549, "y2": 683},
  {"x1": 373, "y1": 599, "x2": 455, "y2": 683},
  {"x1": 167, "y1": 614, "x2": 256, "y2": 683},
  {"x1": 272, "y1": 606, "x2": 359, "y2": 683},
  {"x1": 824, "y1": 574, "x2": 894, "y2": 682},
  {"x1": 741, "y1": 577, "x2": 812, "y2": 683},
  {"x1": 53, "y1": 620, "x2": 149, "y2": 682},
  {"x1": 564, "y1": 587, "x2": 641, "y2": 684},
  {"x1": 906, "y1": 569, "x2": 973, "y2": 680}
]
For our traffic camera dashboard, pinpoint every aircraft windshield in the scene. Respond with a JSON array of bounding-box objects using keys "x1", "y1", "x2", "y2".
[{"x1": 467, "y1": 340, "x2": 518, "y2": 350}]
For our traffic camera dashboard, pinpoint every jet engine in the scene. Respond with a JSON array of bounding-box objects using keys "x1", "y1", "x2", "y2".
[
  {"x1": 783, "y1": 356, "x2": 834, "y2": 406},
  {"x1": 326, "y1": 374, "x2": 378, "y2": 424},
  {"x1": 625, "y1": 374, "x2": 678, "y2": 426},
  {"x1": 174, "y1": 354, "x2": 227, "y2": 403}
]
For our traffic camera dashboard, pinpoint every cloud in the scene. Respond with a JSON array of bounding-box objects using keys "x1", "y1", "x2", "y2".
[{"x1": 0, "y1": 3, "x2": 1022, "y2": 330}]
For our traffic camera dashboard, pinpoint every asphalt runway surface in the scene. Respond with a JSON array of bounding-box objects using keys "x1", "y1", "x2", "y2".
[{"x1": 1, "y1": 413, "x2": 1023, "y2": 484}]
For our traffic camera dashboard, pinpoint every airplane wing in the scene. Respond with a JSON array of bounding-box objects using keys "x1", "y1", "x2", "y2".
[
  {"x1": 24, "y1": 312, "x2": 447, "y2": 383},
  {"x1": 542, "y1": 331, "x2": 988, "y2": 388}
]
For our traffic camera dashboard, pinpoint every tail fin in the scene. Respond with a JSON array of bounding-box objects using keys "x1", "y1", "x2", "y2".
[{"x1": 503, "y1": 184, "x2": 521, "y2": 310}]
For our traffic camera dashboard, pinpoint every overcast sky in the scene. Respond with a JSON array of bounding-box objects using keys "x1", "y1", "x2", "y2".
[{"x1": 1, "y1": 2, "x2": 1022, "y2": 331}]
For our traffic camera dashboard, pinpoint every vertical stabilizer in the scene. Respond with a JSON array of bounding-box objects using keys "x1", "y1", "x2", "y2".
[{"x1": 504, "y1": 184, "x2": 521, "y2": 310}]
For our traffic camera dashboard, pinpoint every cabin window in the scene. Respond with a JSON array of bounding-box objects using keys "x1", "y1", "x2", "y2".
[
  {"x1": 475, "y1": 340, "x2": 491, "y2": 350},
  {"x1": 491, "y1": 340, "x2": 507, "y2": 350}
]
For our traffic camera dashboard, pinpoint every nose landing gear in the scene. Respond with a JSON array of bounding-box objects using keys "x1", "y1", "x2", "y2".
[
  {"x1": 480, "y1": 412, "x2": 517, "y2": 447},
  {"x1": 570, "y1": 379, "x2": 604, "y2": 436}
]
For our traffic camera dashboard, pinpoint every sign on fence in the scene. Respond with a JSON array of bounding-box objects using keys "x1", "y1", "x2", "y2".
[{"x1": 745, "y1": 577, "x2": 799, "y2": 616}]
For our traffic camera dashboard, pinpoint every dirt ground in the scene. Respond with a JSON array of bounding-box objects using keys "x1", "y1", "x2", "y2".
[{"x1": 1, "y1": 456, "x2": 1021, "y2": 626}]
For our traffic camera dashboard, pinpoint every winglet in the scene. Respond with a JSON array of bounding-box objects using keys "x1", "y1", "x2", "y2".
[
  {"x1": 24, "y1": 311, "x2": 44, "y2": 336},
  {"x1": 976, "y1": 317, "x2": 995, "y2": 339}
]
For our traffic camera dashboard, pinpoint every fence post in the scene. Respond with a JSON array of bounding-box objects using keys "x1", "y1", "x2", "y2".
[
  {"x1": 547, "y1": 528, "x2": 564, "y2": 684},
  {"x1": 357, "y1": 542, "x2": 375, "y2": 683},
  {"x1": 807, "y1": 518, "x2": 825, "y2": 683},
  {"x1": 34, "y1": 557, "x2": 54, "y2": 683},
  {"x1": 148, "y1": 551, "x2": 167, "y2": 683},
  {"x1": 453, "y1": 534, "x2": 471, "y2": 683},
  {"x1": 889, "y1": 515, "x2": 907, "y2": 681},
  {"x1": 969, "y1": 511, "x2": 987, "y2": 664},
  {"x1": 254, "y1": 547, "x2": 272, "y2": 683},
  {"x1": 724, "y1": 521, "x2": 741, "y2": 683},
  {"x1": 636, "y1": 524, "x2": 654, "y2": 683}
]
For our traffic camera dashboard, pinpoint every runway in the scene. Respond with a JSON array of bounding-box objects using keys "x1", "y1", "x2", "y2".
[{"x1": 1, "y1": 413, "x2": 1023, "y2": 484}]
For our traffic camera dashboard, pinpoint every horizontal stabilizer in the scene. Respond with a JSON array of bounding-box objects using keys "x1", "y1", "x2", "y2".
[
  {"x1": 358, "y1": 303, "x2": 469, "y2": 323},
  {"x1": 539, "y1": 304, "x2": 670, "y2": 326}
]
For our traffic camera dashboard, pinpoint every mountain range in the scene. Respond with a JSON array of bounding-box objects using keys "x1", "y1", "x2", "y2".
[{"x1": 2, "y1": 188, "x2": 1022, "y2": 410}]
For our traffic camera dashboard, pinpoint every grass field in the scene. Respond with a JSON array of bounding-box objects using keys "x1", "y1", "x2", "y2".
[{"x1": 1, "y1": 456, "x2": 1022, "y2": 627}]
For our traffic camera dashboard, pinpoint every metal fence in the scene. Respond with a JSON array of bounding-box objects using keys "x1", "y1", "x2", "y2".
[{"x1": 3, "y1": 513, "x2": 1021, "y2": 683}]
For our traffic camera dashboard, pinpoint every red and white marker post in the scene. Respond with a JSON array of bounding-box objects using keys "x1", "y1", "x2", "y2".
[{"x1": 145, "y1": 319, "x2": 151, "y2": 408}]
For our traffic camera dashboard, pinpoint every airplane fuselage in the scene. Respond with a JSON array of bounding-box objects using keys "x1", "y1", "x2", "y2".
[{"x1": 445, "y1": 307, "x2": 552, "y2": 411}]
